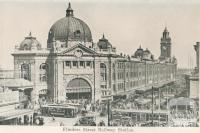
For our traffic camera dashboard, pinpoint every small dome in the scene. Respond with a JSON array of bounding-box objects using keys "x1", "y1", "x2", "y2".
[
  {"x1": 144, "y1": 48, "x2": 150, "y2": 53},
  {"x1": 133, "y1": 46, "x2": 154, "y2": 60},
  {"x1": 133, "y1": 46, "x2": 143, "y2": 58},
  {"x1": 97, "y1": 34, "x2": 112, "y2": 49},
  {"x1": 143, "y1": 48, "x2": 153, "y2": 60},
  {"x1": 19, "y1": 32, "x2": 41, "y2": 50},
  {"x1": 47, "y1": 3, "x2": 92, "y2": 47}
]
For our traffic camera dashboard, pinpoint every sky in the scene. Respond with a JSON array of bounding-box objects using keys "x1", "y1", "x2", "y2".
[{"x1": 0, "y1": 0, "x2": 200, "y2": 69}]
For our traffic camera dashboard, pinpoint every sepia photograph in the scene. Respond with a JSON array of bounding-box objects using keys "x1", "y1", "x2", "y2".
[{"x1": 0, "y1": 0, "x2": 199, "y2": 129}]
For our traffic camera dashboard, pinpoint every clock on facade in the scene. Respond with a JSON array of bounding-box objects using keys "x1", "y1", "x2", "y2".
[{"x1": 74, "y1": 49, "x2": 83, "y2": 57}]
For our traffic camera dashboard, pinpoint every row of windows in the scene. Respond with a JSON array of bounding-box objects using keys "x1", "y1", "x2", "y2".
[
  {"x1": 128, "y1": 79, "x2": 146, "y2": 88},
  {"x1": 113, "y1": 70, "x2": 175, "y2": 81},
  {"x1": 102, "y1": 90, "x2": 111, "y2": 96},
  {"x1": 100, "y1": 85, "x2": 107, "y2": 89},
  {"x1": 117, "y1": 72, "x2": 125, "y2": 79},
  {"x1": 117, "y1": 62, "x2": 125, "y2": 69},
  {"x1": 118, "y1": 83, "x2": 125, "y2": 90},
  {"x1": 113, "y1": 72, "x2": 175, "y2": 92},
  {"x1": 118, "y1": 62, "x2": 175, "y2": 74},
  {"x1": 65, "y1": 61, "x2": 93, "y2": 68}
]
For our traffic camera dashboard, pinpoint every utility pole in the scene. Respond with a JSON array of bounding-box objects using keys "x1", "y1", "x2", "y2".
[
  {"x1": 158, "y1": 87, "x2": 161, "y2": 126},
  {"x1": 107, "y1": 99, "x2": 110, "y2": 126},
  {"x1": 151, "y1": 86, "x2": 154, "y2": 126}
]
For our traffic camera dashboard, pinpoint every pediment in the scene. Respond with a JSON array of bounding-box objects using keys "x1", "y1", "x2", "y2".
[{"x1": 59, "y1": 43, "x2": 97, "y2": 56}]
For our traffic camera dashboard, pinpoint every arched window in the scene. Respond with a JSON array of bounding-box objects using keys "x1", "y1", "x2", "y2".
[
  {"x1": 21, "y1": 63, "x2": 30, "y2": 80},
  {"x1": 39, "y1": 63, "x2": 48, "y2": 82},
  {"x1": 74, "y1": 30, "x2": 81, "y2": 39},
  {"x1": 23, "y1": 44, "x2": 29, "y2": 50},
  {"x1": 100, "y1": 63, "x2": 107, "y2": 81},
  {"x1": 112, "y1": 63, "x2": 116, "y2": 81}
]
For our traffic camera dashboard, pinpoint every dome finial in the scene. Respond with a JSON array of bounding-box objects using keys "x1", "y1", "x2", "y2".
[
  {"x1": 25, "y1": 31, "x2": 33, "y2": 39},
  {"x1": 164, "y1": 26, "x2": 168, "y2": 32},
  {"x1": 66, "y1": 2, "x2": 73, "y2": 17},
  {"x1": 29, "y1": 31, "x2": 32, "y2": 37},
  {"x1": 102, "y1": 33, "x2": 105, "y2": 39}
]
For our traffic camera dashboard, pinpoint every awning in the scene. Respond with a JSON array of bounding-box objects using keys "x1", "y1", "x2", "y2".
[
  {"x1": 41, "y1": 104, "x2": 76, "y2": 109},
  {"x1": 0, "y1": 109, "x2": 34, "y2": 122},
  {"x1": 39, "y1": 89, "x2": 48, "y2": 95},
  {"x1": 135, "y1": 98, "x2": 152, "y2": 105},
  {"x1": 66, "y1": 87, "x2": 91, "y2": 93},
  {"x1": 169, "y1": 97, "x2": 197, "y2": 107},
  {"x1": 112, "y1": 109, "x2": 168, "y2": 114},
  {"x1": 0, "y1": 78, "x2": 33, "y2": 88}
]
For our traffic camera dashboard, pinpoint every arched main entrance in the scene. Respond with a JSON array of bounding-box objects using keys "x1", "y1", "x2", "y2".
[{"x1": 66, "y1": 78, "x2": 92, "y2": 100}]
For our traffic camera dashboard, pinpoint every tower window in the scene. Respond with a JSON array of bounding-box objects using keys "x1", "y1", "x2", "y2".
[
  {"x1": 100, "y1": 63, "x2": 107, "y2": 81},
  {"x1": 21, "y1": 63, "x2": 31, "y2": 81}
]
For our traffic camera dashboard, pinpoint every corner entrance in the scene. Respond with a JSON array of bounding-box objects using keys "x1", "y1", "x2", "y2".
[{"x1": 66, "y1": 78, "x2": 92, "y2": 100}]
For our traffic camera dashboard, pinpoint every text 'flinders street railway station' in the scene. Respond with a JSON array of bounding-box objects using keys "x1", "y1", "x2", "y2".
[{"x1": 0, "y1": 3, "x2": 199, "y2": 127}]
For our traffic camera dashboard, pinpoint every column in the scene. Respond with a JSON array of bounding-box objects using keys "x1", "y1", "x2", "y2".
[
  {"x1": 30, "y1": 115, "x2": 33, "y2": 125},
  {"x1": 194, "y1": 42, "x2": 199, "y2": 71}
]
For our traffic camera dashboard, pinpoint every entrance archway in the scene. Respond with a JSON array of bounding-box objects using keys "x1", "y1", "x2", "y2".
[{"x1": 66, "y1": 78, "x2": 92, "y2": 100}]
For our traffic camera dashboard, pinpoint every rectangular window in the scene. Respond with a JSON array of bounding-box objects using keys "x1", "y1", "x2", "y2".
[
  {"x1": 73, "y1": 61, "x2": 77, "y2": 67},
  {"x1": 101, "y1": 85, "x2": 107, "y2": 89},
  {"x1": 80, "y1": 61, "x2": 84, "y2": 67},
  {"x1": 86, "y1": 61, "x2": 91, "y2": 67},
  {"x1": 65, "y1": 61, "x2": 70, "y2": 67}
]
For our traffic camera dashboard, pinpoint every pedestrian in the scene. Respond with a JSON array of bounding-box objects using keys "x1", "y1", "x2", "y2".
[
  {"x1": 52, "y1": 115, "x2": 55, "y2": 121},
  {"x1": 84, "y1": 104, "x2": 86, "y2": 110},
  {"x1": 60, "y1": 122, "x2": 64, "y2": 126}
]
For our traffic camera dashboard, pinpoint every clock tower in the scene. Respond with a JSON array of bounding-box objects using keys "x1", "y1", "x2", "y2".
[{"x1": 159, "y1": 27, "x2": 171, "y2": 61}]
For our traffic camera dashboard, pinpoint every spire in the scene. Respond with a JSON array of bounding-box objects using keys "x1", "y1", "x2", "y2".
[
  {"x1": 25, "y1": 31, "x2": 35, "y2": 39},
  {"x1": 66, "y1": 2, "x2": 74, "y2": 17},
  {"x1": 163, "y1": 26, "x2": 169, "y2": 39},
  {"x1": 102, "y1": 33, "x2": 105, "y2": 39},
  {"x1": 100, "y1": 33, "x2": 108, "y2": 41}
]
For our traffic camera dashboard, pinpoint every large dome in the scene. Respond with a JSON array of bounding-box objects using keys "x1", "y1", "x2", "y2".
[{"x1": 47, "y1": 3, "x2": 92, "y2": 44}]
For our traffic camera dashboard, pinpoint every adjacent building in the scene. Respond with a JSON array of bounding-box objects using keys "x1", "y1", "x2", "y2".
[
  {"x1": 0, "y1": 78, "x2": 34, "y2": 125},
  {"x1": 185, "y1": 42, "x2": 199, "y2": 99}
]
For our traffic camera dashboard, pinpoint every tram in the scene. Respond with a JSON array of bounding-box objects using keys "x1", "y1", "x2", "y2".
[
  {"x1": 41, "y1": 104, "x2": 78, "y2": 118},
  {"x1": 168, "y1": 97, "x2": 198, "y2": 127},
  {"x1": 111, "y1": 109, "x2": 168, "y2": 126}
]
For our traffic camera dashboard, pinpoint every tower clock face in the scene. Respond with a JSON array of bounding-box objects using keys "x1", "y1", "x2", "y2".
[{"x1": 162, "y1": 46, "x2": 167, "y2": 50}]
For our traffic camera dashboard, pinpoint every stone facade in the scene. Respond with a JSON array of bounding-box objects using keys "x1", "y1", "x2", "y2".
[{"x1": 11, "y1": 3, "x2": 177, "y2": 103}]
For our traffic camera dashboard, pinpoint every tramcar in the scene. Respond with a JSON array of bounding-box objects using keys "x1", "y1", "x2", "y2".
[
  {"x1": 168, "y1": 97, "x2": 198, "y2": 127},
  {"x1": 41, "y1": 104, "x2": 78, "y2": 118}
]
